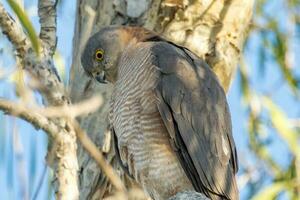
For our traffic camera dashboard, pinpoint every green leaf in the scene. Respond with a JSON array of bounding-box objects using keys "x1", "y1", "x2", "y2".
[
  {"x1": 239, "y1": 60, "x2": 251, "y2": 102},
  {"x1": 8, "y1": 67, "x2": 26, "y2": 98},
  {"x1": 251, "y1": 182, "x2": 286, "y2": 200},
  {"x1": 7, "y1": 0, "x2": 41, "y2": 56},
  {"x1": 262, "y1": 97, "x2": 300, "y2": 156},
  {"x1": 53, "y1": 51, "x2": 66, "y2": 81},
  {"x1": 267, "y1": 19, "x2": 299, "y2": 94},
  {"x1": 248, "y1": 111, "x2": 282, "y2": 175}
]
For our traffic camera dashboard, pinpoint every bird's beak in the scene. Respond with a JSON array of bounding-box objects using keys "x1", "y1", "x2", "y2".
[{"x1": 95, "y1": 71, "x2": 107, "y2": 84}]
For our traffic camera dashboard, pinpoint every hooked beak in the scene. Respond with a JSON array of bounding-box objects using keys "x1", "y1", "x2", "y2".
[{"x1": 95, "y1": 71, "x2": 107, "y2": 84}]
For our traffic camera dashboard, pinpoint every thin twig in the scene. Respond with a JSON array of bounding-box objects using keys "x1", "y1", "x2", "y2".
[
  {"x1": 71, "y1": 120, "x2": 127, "y2": 193},
  {"x1": 0, "y1": 98, "x2": 60, "y2": 138},
  {"x1": 31, "y1": 164, "x2": 48, "y2": 200},
  {"x1": 35, "y1": 95, "x2": 103, "y2": 118}
]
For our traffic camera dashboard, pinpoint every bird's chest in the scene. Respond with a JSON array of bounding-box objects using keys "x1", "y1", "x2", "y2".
[
  {"x1": 109, "y1": 79, "x2": 157, "y2": 142},
  {"x1": 108, "y1": 77, "x2": 193, "y2": 200},
  {"x1": 111, "y1": 92, "x2": 142, "y2": 140},
  {"x1": 109, "y1": 66, "x2": 158, "y2": 138}
]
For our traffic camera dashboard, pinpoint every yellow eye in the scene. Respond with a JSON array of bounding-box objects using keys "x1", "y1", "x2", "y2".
[{"x1": 95, "y1": 49, "x2": 104, "y2": 61}]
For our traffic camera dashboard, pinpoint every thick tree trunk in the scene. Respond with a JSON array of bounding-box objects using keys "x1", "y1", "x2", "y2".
[{"x1": 69, "y1": 0, "x2": 254, "y2": 199}]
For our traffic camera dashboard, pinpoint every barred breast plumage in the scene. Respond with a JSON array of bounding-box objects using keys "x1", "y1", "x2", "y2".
[{"x1": 109, "y1": 42, "x2": 193, "y2": 199}]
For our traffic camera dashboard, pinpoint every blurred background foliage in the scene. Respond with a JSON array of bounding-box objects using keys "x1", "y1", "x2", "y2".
[
  {"x1": 0, "y1": 0, "x2": 299, "y2": 200},
  {"x1": 237, "y1": 0, "x2": 300, "y2": 199}
]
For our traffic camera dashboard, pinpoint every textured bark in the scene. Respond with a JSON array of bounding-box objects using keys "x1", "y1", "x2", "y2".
[
  {"x1": 160, "y1": 0, "x2": 254, "y2": 92},
  {"x1": 69, "y1": 0, "x2": 254, "y2": 199}
]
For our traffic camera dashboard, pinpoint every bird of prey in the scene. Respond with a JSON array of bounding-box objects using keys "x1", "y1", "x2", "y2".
[{"x1": 81, "y1": 26, "x2": 239, "y2": 200}]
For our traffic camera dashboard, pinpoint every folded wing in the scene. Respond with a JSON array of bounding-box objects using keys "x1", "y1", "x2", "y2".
[{"x1": 153, "y1": 42, "x2": 238, "y2": 200}]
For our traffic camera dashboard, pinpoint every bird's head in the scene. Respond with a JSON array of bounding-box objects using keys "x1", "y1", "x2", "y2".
[
  {"x1": 81, "y1": 26, "x2": 160, "y2": 84},
  {"x1": 81, "y1": 26, "x2": 130, "y2": 84}
]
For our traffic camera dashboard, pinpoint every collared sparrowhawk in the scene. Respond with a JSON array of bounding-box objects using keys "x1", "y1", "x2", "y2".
[{"x1": 81, "y1": 26, "x2": 239, "y2": 200}]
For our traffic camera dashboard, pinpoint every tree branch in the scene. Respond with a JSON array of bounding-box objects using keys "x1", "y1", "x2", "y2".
[
  {"x1": 38, "y1": 0, "x2": 57, "y2": 56},
  {"x1": 0, "y1": 98, "x2": 60, "y2": 138},
  {"x1": 36, "y1": 95, "x2": 103, "y2": 118},
  {"x1": 0, "y1": 97, "x2": 127, "y2": 197},
  {"x1": 0, "y1": 2, "x2": 30, "y2": 58},
  {"x1": 72, "y1": 120, "x2": 127, "y2": 193},
  {"x1": 0, "y1": 99, "x2": 79, "y2": 200},
  {"x1": 0, "y1": 1, "x2": 66, "y2": 106}
]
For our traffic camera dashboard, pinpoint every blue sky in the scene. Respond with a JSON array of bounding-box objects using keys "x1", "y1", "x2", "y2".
[{"x1": 0, "y1": 1, "x2": 299, "y2": 200}]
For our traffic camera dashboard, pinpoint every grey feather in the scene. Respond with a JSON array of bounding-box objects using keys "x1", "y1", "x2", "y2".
[{"x1": 152, "y1": 42, "x2": 238, "y2": 200}]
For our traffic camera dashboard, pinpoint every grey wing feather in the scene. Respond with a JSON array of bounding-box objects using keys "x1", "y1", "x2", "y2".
[{"x1": 152, "y1": 42, "x2": 238, "y2": 200}]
